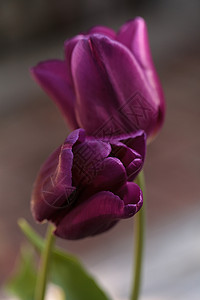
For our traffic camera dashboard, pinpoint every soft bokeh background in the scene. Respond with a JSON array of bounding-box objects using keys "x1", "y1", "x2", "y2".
[{"x1": 0, "y1": 0, "x2": 200, "y2": 299}]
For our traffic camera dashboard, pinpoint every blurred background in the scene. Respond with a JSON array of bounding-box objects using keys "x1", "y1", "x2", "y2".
[{"x1": 0, "y1": 0, "x2": 200, "y2": 299}]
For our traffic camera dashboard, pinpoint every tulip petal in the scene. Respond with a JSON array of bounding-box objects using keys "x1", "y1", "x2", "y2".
[
  {"x1": 117, "y1": 17, "x2": 153, "y2": 71},
  {"x1": 118, "y1": 182, "x2": 143, "y2": 216},
  {"x1": 31, "y1": 60, "x2": 78, "y2": 130},
  {"x1": 120, "y1": 130, "x2": 146, "y2": 162},
  {"x1": 65, "y1": 127, "x2": 86, "y2": 145},
  {"x1": 64, "y1": 35, "x2": 84, "y2": 82},
  {"x1": 31, "y1": 129, "x2": 85, "y2": 222},
  {"x1": 117, "y1": 17, "x2": 165, "y2": 134},
  {"x1": 31, "y1": 148, "x2": 75, "y2": 222},
  {"x1": 111, "y1": 142, "x2": 142, "y2": 181},
  {"x1": 87, "y1": 157, "x2": 127, "y2": 195},
  {"x1": 54, "y1": 189, "x2": 139, "y2": 239},
  {"x1": 106, "y1": 130, "x2": 146, "y2": 160},
  {"x1": 88, "y1": 26, "x2": 116, "y2": 39},
  {"x1": 72, "y1": 35, "x2": 158, "y2": 137},
  {"x1": 72, "y1": 139, "x2": 111, "y2": 187}
]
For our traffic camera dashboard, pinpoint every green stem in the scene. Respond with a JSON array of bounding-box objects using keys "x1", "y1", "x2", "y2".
[
  {"x1": 34, "y1": 223, "x2": 55, "y2": 300},
  {"x1": 130, "y1": 170, "x2": 146, "y2": 300}
]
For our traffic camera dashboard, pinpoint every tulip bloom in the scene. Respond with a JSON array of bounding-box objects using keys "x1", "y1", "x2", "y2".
[
  {"x1": 31, "y1": 17, "x2": 165, "y2": 139},
  {"x1": 31, "y1": 129, "x2": 146, "y2": 239}
]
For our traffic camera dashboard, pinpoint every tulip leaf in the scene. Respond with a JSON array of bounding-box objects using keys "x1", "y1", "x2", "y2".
[
  {"x1": 5, "y1": 245, "x2": 37, "y2": 300},
  {"x1": 18, "y1": 219, "x2": 110, "y2": 300},
  {"x1": 50, "y1": 250, "x2": 110, "y2": 300}
]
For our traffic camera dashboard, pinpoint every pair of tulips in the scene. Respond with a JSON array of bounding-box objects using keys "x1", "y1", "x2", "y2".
[{"x1": 31, "y1": 17, "x2": 165, "y2": 240}]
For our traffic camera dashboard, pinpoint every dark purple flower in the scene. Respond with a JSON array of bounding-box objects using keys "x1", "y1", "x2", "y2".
[
  {"x1": 31, "y1": 129, "x2": 146, "y2": 239},
  {"x1": 31, "y1": 17, "x2": 165, "y2": 140}
]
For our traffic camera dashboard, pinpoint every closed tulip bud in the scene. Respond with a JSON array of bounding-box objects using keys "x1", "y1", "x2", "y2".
[{"x1": 31, "y1": 17, "x2": 165, "y2": 140}]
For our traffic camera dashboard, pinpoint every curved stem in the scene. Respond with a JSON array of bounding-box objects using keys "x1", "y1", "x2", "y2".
[
  {"x1": 35, "y1": 223, "x2": 55, "y2": 300},
  {"x1": 130, "y1": 171, "x2": 146, "y2": 300}
]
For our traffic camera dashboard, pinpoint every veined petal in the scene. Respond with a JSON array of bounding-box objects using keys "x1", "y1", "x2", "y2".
[
  {"x1": 31, "y1": 146, "x2": 75, "y2": 222},
  {"x1": 71, "y1": 35, "x2": 158, "y2": 137},
  {"x1": 31, "y1": 129, "x2": 86, "y2": 222},
  {"x1": 120, "y1": 130, "x2": 146, "y2": 162},
  {"x1": 118, "y1": 182, "x2": 143, "y2": 217},
  {"x1": 88, "y1": 26, "x2": 116, "y2": 39},
  {"x1": 111, "y1": 142, "x2": 142, "y2": 181},
  {"x1": 117, "y1": 17, "x2": 153, "y2": 71},
  {"x1": 54, "y1": 191, "x2": 125, "y2": 239},
  {"x1": 65, "y1": 127, "x2": 86, "y2": 146},
  {"x1": 31, "y1": 60, "x2": 78, "y2": 130},
  {"x1": 72, "y1": 139, "x2": 111, "y2": 187},
  {"x1": 88, "y1": 156, "x2": 127, "y2": 194},
  {"x1": 64, "y1": 35, "x2": 84, "y2": 82},
  {"x1": 117, "y1": 17, "x2": 165, "y2": 135}
]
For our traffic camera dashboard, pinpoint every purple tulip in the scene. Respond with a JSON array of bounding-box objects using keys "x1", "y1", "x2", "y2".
[
  {"x1": 31, "y1": 129, "x2": 146, "y2": 239},
  {"x1": 31, "y1": 17, "x2": 165, "y2": 140}
]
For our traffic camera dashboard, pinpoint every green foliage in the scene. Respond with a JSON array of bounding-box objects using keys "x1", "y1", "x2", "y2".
[
  {"x1": 16, "y1": 219, "x2": 110, "y2": 300},
  {"x1": 5, "y1": 246, "x2": 37, "y2": 300},
  {"x1": 50, "y1": 248, "x2": 110, "y2": 300}
]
